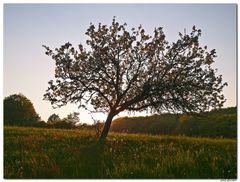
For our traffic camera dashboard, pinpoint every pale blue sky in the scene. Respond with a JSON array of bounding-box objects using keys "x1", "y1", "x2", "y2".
[{"x1": 4, "y1": 4, "x2": 237, "y2": 123}]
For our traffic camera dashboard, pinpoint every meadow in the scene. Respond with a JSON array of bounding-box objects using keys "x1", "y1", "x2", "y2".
[{"x1": 4, "y1": 126, "x2": 237, "y2": 179}]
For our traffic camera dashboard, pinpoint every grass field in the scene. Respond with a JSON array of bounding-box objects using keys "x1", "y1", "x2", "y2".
[{"x1": 4, "y1": 126, "x2": 237, "y2": 179}]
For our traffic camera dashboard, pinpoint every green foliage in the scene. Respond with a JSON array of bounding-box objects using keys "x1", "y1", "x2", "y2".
[
  {"x1": 111, "y1": 107, "x2": 237, "y2": 138},
  {"x1": 4, "y1": 126, "x2": 236, "y2": 179},
  {"x1": 4, "y1": 93, "x2": 40, "y2": 125}
]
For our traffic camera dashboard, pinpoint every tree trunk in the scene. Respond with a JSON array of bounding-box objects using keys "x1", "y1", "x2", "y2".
[{"x1": 98, "y1": 111, "x2": 115, "y2": 143}]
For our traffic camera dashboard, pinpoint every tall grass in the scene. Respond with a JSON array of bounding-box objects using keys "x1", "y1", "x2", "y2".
[{"x1": 4, "y1": 126, "x2": 237, "y2": 179}]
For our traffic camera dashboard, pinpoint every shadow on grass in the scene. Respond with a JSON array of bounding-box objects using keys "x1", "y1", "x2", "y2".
[
  {"x1": 80, "y1": 143, "x2": 105, "y2": 178},
  {"x1": 62, "y1": 142, "x2": 111, "y2": 179}
]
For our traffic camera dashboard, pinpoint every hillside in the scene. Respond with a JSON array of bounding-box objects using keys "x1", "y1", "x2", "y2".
[
  {"x1": 4, "y1": 126, "x2": 236, "y2": 179},
  {"x1": 110, "y1": 107, "x2": 237, "y2": 138}
]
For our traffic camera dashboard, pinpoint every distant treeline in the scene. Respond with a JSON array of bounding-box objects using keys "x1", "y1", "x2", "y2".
[
  {"x1": 110, "y1": 107, "x2": 237, "y2": 138},
  {"x1": 5, "y1": 94, "x2": 236, "y2": 138}
]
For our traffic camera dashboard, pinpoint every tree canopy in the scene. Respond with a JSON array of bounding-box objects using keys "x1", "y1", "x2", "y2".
[
  {"x1": 43, "y1": 17, "x2": 227, "y2": 140},
  {"x1": 47, "y1": 113, "x2": 61, "y2": 124},
  {"x1": 62, "y1": 112, "x2": 80, "y2": 125},
  {"x1": 4, "y1": 93, "x2": 40, "y2": 125},
  {"x1": 47, "y1": 112, "x2": 80, "y2": 128}
]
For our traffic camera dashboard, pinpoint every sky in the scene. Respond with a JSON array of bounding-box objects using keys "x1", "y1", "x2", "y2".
[{"x1": 3, "y1": 4, "x2": 237, "y2": 124}]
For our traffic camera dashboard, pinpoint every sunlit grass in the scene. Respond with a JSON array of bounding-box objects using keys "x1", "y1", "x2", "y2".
[{"x1": 4, "y1": 126, "x2": 237, "y2": 179}]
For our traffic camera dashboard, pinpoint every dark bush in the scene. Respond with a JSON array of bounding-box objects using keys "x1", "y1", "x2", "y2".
[
  {"x1": 50, "y1": 120, "x2": 75, "y2": 129},
  {"x1": 4, "y1": 93, "x2": 40, "y2": 126}
]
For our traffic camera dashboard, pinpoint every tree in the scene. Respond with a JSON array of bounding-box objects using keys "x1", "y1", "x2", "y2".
[
  {"x1": 47, "y1": 113, "x2": 61, "y2": 124},
  {"x1": 43, "y1": 17, "x2": 227, "y2": 141},
  {"x1": 47, "y1": 112, "x2": 79, "y2": 128},
  {"x1": 62, "y1": 112, "x2": 80, "y2": 125},
  {"x1": 4, "y1": 93, "x2": 40, "y2": 125}
]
